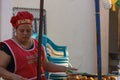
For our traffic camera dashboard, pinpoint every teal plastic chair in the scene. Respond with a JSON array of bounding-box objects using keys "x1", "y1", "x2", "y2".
[{"x1": 32, "y1": 33, "x2": 71, "y2": 79}]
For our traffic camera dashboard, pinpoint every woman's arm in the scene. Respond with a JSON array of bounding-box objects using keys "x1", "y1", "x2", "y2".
[
  {"x1": 0, "y1": 50, "x2": 13, "y2": 79},
  {"x1": 0, "y1": 50, "x2": 27, "y2": 80},
  {"x1": 43, "y1": 56, "x2": 77, "y2": 73}
]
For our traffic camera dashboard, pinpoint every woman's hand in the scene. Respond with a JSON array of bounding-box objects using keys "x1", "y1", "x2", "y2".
[
  {"x1": 65, "y1": 67, "x2": 78, "y2": 74},
  {"x1": 68, "y1": 67, "x2": 78, "y2": 71}
]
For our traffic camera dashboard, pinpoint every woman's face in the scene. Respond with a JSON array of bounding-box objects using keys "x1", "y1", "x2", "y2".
[{"x1": 15, "y1": 24, "x2": 32, "y2": 43}]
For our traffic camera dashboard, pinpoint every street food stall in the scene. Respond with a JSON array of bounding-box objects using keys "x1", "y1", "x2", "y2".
[
  {"x1": 37, "y1": 0, "x2": 119, "y2": 80},
  {"x1": 10, "y1": 0, "x2": 120, "y2": 80}
]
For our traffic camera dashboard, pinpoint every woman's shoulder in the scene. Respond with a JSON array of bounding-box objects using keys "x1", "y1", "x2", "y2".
[{"x1": 0, "y1": 41, "x2": 12, "y2": 56}]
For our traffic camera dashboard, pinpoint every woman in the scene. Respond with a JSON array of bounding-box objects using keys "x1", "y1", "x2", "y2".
[{"x1": 0, "y1": 11, "x2": 77, "y2": 80}]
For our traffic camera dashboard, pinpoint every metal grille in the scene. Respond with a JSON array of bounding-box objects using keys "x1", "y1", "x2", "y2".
[{"x1": 12, "y1": 7, "x2": 47, "y2": 35}]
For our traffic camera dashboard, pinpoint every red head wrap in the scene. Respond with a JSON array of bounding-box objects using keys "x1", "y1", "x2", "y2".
[{"x1": 10, "y1": 11, "x2": 34, "y2": 28}]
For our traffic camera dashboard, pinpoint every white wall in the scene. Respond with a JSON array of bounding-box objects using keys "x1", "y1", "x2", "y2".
[
  {"x1": 0, "y1": 0, "x2": 12, "y2": 41},
  {"x1": 4, "y1": 0, "x2": 108, "y2": 74},
  {"x1": 44, "y1": 0, "x2": 97, "y2": 73},
  {"x1": 12, "y1": 0, "x2": 40, "y2": 8},
  {"x1": 44, "y1": 0, "x2": 109, "y2": 74}
]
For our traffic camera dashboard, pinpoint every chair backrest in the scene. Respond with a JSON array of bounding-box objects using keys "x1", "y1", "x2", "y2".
[
  {"x1": 32, "y1": 33, "x2": 69, "y2": 64},
  {"x1": 32, "y1": 33, "x2": 71, "y2": 79},
  {"x1": 42, "y1": 35, "x2": 69, "y2": 60}
]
